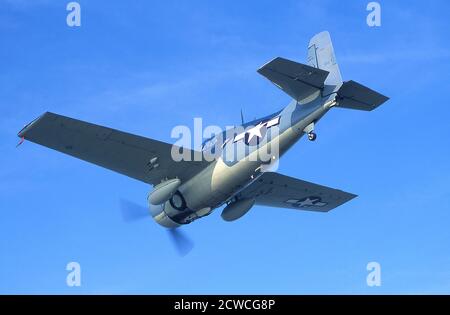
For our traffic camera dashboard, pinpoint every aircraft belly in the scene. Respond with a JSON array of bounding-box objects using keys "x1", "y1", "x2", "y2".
[
  {"x1": 209, "y1": 126, "x2": 303, "y2": 202},
  {"x1": 178, "y1": 162, "x2": 228, "y2": 211}
]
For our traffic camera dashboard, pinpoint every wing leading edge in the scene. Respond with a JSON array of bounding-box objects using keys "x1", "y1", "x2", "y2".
[
  {"x1": 238, "y1": 172, "x2": 356, "y2": 212},
  {"x1": 18, "y1": 112, "x2": 210, "y2": 185}
]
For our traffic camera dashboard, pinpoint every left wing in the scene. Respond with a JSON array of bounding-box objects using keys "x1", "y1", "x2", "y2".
[
  {"x1": 18, "y1": 112, "x2": 210, "y2": 185},
  {"x1": 237, "y1": 172, "x2": 356, "y2": 212}
]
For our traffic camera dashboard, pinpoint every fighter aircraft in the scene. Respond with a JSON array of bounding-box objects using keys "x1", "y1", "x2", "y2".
[{"x1": 18, "y1": 31, "x2": 388, "y2": 232}]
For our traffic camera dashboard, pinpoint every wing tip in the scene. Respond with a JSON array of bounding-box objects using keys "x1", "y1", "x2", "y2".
[
  {"x1": 17, "y1": 111, "x2": 51, "y2": 138},
  {"x1": 257, "y1": 57, "x2": 281, "y2": 74},
  {"x1": 323, "y1": 192, "x2": 357, "y2": 213},
  {"x1": 346, "y1": 192, "x2": 358, "y2": 202}
]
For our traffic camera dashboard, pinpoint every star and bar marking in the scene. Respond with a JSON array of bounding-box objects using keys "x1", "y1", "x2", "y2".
[
  {"x1": 285, "y1": 196, "x2": 328, "y2": 208},
  {"x1": 233, "y1": 116, "x2": 280, "y2": 145}
]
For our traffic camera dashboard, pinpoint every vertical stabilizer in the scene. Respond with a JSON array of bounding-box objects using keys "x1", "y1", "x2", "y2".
[{"x1": 307, "y1": 31, "x2": 342, "y2": 86}]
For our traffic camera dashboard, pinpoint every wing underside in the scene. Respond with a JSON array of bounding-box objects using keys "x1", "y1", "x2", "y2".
[
  {"x1": 18, "y1": 112, "x2": 210, "y2": 185},
  {"x1": 238, "y1": 172, "x2": 356, "y2": 212}
]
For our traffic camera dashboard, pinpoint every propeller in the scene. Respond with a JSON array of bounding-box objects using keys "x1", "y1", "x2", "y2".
[
  {"x1": 119, "y1": 199, "x2": 194, "y2": 256},
  {"x1": 120, "y1": 199, "x2": 149, "y2": 223},
  {"x1": 167, "y1": 228, "x2": 194, "y2": 257}
]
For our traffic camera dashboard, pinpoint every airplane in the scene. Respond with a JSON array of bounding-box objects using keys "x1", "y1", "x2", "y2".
[{"x1": 18, "y1": 31, "x2": 388, "y2": 233}]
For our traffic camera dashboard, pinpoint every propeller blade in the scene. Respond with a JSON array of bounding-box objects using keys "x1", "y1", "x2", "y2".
[
  {"x1": 119, "y1": 199, "x2": 149, "y2": 222},
  {"x1": 167, "y1": 228, "x2": 194, "y2": 256},
  {"x1": 119, "y1": 199, "x2": 194, "y2": 256}
]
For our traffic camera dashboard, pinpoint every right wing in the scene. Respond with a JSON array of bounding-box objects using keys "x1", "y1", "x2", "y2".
[
  {"x1": 257, "y1": 57, "x2": 329, "y2": 102},
  {"x1": 18, "y1": 112, "x2": 210, "y2": 185},
  {"x1": 238, "y1": 172, "x2": 356, "y2": 212}
]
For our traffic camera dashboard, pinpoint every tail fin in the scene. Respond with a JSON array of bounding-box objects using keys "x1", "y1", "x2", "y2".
[
  {"x1": 308, "y1": 31, "x2": 389, "y2": 111},
  {"x1": 257, "y1": 31, "x2": 389, "y2": 109},
  {"x1": 307, "y1": 31, "x2": 342, "y2": 86}
]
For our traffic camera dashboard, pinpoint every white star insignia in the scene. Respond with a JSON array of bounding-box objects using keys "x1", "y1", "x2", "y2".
[
  {"x1": 246, "y1": 122, "x2": 264, "y2": 143},
  {"x1": 233, "y1": 116, "x2": 280, "y2": 144},
  {"x1": 286, "y1": 197, "x2": 327, "y2": 208},
  {"x1": 297, "y1": 197, "x2": 317, "y2": 207}
]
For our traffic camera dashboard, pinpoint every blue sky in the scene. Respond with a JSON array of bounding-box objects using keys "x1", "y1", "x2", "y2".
[{"x1": 1, "y1": 0, "x2": 449, "y2": 294}]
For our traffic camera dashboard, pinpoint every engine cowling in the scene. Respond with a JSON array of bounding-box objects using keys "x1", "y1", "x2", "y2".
[
  {"x1": 148, "y1": 203, "x2": 176, "y2": 228},
  {"x1": 149, "y1": 178, "x2": 181, "y2": 205},
  {"x1": 149, "y1": 190, "x2": 213, "y2": 227},
  {"x1": 149, "y1": 193, "x2": 183, "y2": 228}
]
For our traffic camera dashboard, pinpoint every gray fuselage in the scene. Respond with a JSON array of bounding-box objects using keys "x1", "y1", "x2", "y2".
[{"x1": 154, "y1": 93, "x2": 336, "y2": 227}]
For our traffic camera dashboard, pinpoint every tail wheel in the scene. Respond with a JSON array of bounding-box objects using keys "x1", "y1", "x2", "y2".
[{"x1": 308, "y1": 132, "x2": 317, "y2": 141}]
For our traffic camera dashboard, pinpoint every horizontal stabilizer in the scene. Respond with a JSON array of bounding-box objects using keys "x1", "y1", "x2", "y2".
[
  {"x1": 257, "y1": 57, "x2": 329, "y2": 101},
  {"x1": 337, "y1": 80, "x2": 389, "y2": 111}
]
